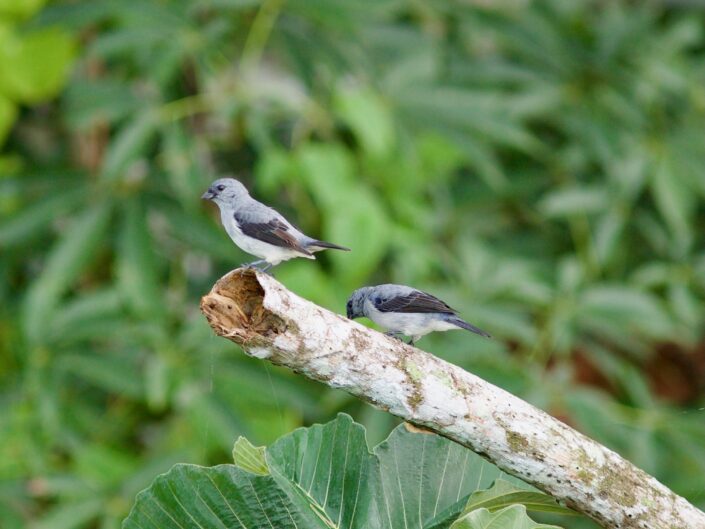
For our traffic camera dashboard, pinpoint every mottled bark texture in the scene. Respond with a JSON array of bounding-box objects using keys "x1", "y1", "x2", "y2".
[{"x1": 201, "y1": 268, "x2": 705, "y2": 529}]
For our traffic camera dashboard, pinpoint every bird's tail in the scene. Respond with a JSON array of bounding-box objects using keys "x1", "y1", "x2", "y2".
[
  {"x1": 306, "y1": 239, "x2": 351, "y2": 252},
  {"x1": 448, "y1": 316, "x2": 491, "y2": 338}
]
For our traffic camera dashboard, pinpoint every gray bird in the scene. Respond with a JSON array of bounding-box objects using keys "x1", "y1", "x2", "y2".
[
  {"x1": 346, "y1": 284, "x2": 490, "y2": 345},
  {"x1": 202, "y1": 177, "x2": 349, "y2": 271}
]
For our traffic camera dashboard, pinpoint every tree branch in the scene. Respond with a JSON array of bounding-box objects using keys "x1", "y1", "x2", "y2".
[{"x1": 200, "y1": 268, "x2": 705, "y2": 529}]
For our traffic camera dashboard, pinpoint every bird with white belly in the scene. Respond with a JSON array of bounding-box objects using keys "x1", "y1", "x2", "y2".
[
  {"x1": 202, "y1": 178, "x2": 349, "y2": 272},
  {"x1": 346, "y1": 284, "x2": 490, "y2": 345}
]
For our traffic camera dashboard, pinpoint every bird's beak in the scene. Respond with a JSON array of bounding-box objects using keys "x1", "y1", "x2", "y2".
[
  {"x1": 346, "y1": 307, "x2": 353, "y2": 319},
  {"x1": 201, "y1": 189, "x2": 216, "y2": 200}
]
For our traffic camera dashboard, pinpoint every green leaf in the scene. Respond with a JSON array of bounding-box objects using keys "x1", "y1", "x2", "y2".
[
  {"x1": 0, "y1": 94, "x2": 17, "y2": 145},
  {"x1": 579, "y1": 284, "x2": 674, "y2": 340},
  {"x1": 33, "y1": 499, "x2": 104, "y2": 529},
  {"x1": 125, "y1": 464, "x2": 309, "y2": 529},
  {"x1": 101, "y1": 112, "x2": 158, "y2": 181},
  {"x1": 61, "y1": 353, "x2": 143, "y2": 398},
  {"x1": 0, "y1": 0, "x2": 47, "y2": 20},
  {"x1": 0, "y1": 186, "x2": 85, "y2": 249},
  {"x1": 74, "y1": 444, "x2": 138, "y2": 488},
  {"x1": 64, "y1": 78, "x2": 142, "y2": 129},
  {"x1": 47, "y1": 288, "x2": 123, "y2": 343},
  {"x1": 265, "y1": 413, "x2": 379, "y2": 529},
  {"x1": 254, "y1": 147, "x2": 296, "y2": 195},
  {"x1": 462, "y1": 479, "x2": 574, "y2": 516},
  {"x1": 144, "y1": 354, "x2": 169, "y2": 412},
  {"x1": 116, "y1": 200, "x2": 165, "y2": 320},
  {"x1": 159, "y1": 203, "x2": 236, "y2": 261},
  {"x1": 425, "y1": 497, "x2": 480, "y2": 529},
  {"x1": 538, "y1": 186, "x2": 610, "y2": 218},
  {"x1": 22, "y1": 203, "x2": 111, "y2": 345},
  {"x1": 297, "y1": 144, "x2": 390, "y2": 285},
  {"x1": 668, "y1": 283, "x2": 703, "y2": 332},
  {"x1": 161, "y1": 124, "x2": 210, "y2": 207},
  {"x1": 450, "y1": 505, "x2": 562, "y2": 529},
  {"x1": 375, "y1": 423, "x2": 515, "y2": 529},
  {"x1": 335, "y1": 85, "x2": 395, "y2": 158},
  {"x1": 0, "y1": 27, "x2": 75, "y2": 103},
  {"x1": 650, "y1": 155, "x2": 695, "y2": 253},
  {"x1": 233, "y1": 437, "x2": 269, "y2": 476},
  {"x1": 396, "y1": 87, "x2": 540, "y2": 153}
]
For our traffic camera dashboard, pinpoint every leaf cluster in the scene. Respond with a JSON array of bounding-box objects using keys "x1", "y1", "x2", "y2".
[{"x1": 125, "y1": 414, "x2": 572, "y2": 529}]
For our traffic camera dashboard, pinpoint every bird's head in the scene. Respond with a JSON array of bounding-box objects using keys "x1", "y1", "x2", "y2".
[
  {"x1": 201, "y1": 177, "x2": 249, "y2": 206},
  {"x1": 346, "y1": 287, "x2": 372, "y2": 320}
]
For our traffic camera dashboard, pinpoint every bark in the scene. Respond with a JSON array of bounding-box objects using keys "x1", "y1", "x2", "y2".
[{"x1": 200, "y1": 268, "x2": 705, "y2": 529}]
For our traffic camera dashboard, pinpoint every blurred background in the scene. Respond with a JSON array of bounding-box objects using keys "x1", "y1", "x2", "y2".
[{"x1": 1, "y1": 0, "x2": 704, "y2": 527}]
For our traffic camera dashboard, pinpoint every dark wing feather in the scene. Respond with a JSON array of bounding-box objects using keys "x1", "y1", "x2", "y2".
[
  {"x1": 236, "y1": 214, "x2": 313, "y2": 256},
  {"x1": 375, "y1": 290, "x2": 457, "y2": 314}
]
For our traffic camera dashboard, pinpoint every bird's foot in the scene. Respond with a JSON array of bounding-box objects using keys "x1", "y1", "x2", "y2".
[
  {"x1": 242, "y1": 260, "x2": 276, "y2": 276},
  {"x1": 384, "y1": 331, "x2": 405, "y2": 343},
  {"x1": 243, "y1": 260, "x2": 266, "y2": 270}
]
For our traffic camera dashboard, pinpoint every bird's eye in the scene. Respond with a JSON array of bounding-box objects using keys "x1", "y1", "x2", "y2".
[{"x1": 216, "y1": 185, "x2": 225, "y2": 191}]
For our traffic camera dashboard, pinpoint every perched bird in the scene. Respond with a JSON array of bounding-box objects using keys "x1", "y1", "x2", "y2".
[
  {"x1": 346, "y1": 284, "x2": 490, "y2": 345},
  {"x1": 202, "y1": 178, "x2": 349, "y2": 271}
]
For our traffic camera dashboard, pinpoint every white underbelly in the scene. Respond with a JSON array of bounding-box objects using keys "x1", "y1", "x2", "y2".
[{"x1": 366, "y1": 304, "x2": 457, "y2": 336}]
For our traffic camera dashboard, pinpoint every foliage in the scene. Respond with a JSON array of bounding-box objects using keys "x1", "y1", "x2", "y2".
[
  {"x1": 450, "y1": 506, "x2": 559, "y2": 529},
  {"x1": 0, "y1": 0, "x2": 74, "y2": 150},
  {"x1": 1, "y1": 0, "x2": 704, "y2": 527},
  {"x1": 123, "y1": 414, "x2": 568, "y2": 529}
]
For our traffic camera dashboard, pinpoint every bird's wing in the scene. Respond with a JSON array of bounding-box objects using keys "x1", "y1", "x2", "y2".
[
  {"x1": 234, "y1": 207, "x2": 312, "y2": 256},
  {"x1": 374, "y1": 289, "x2": 457, "y2": 314}
]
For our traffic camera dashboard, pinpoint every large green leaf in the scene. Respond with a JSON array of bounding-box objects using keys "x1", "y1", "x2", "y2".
[
  {"x1": 265, "y1": 413, "x2": 379, "y2": 529},
  {"x1": 123, "y1": 415, "x2": 565, "y2": 529},
  {"x1": 374, "y1": 424, "x2": 513, "y2": 529},
  {"x1": 125, "y1": 465, "x2": 309, "y2": 529},
  {"x1": 450, "y1": 506, "x2": 561, "y2": 529},
  {"x1": 461, "y1": 479, "x2": 574, "y2": 516}
]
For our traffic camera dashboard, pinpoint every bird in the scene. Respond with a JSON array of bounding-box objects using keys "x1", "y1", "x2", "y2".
[
  {"x1": 346, "y1": 284, "x2": 490, "y2": 345},
  {"x1": 201, "y1": 177, "x2": 350, "y2": 272}
]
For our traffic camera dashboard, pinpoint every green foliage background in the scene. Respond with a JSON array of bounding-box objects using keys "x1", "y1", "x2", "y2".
[{"x1": 1, "y1": 0, "x2": 704, "y2": 527}]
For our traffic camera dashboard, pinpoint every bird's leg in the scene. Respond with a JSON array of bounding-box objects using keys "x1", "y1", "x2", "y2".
[
  {"x1": 407, "y1": 334, "x2": 422, "y2": 346},
  {"x1": 260, "y1": 262, "x2": 274, "y2": 275},
  {"x1": 243, "y1": 259, "x2": 266, "y2": 270}
]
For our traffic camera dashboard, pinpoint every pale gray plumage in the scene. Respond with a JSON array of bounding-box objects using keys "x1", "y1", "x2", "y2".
[
  {"x1": 202, "y1": 177, "x2": 349, "y2": 270},
  {"x1": 346, "y1": 284, "x2": 490, "y2": 345}
]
